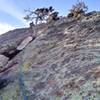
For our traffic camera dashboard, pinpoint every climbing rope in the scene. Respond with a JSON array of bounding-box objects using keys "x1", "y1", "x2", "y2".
[
  {"x1": 18, "y1": 59, "x2": 28, "y2": 100},
  {"x1": 17, "y1": 36, "x2": 34, "y2": 100}
]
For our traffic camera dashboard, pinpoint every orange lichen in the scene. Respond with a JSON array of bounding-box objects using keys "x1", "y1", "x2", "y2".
[{"x1": 55, "y1": 91, "x2": 64, "y2": 97}]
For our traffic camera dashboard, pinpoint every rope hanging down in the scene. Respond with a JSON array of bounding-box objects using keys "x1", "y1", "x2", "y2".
[{"x1": 18, "y1": 62, "x2": 28, "y2": 100}]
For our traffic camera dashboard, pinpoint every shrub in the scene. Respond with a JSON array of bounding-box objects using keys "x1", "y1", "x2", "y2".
[{"x1": 68, "y1": 1, "x2": 88, "y2": 18}]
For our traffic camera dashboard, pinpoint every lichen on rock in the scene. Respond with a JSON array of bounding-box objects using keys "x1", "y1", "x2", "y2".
[{"x1": 0, "y1": 11, "x2": 100, "y2": 100}]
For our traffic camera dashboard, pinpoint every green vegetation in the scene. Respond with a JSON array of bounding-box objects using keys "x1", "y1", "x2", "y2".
[
  {"x1": 24, "y1": 6, "x2": 59, "y2": 25},
  {"x1": 68, "y1": 1, "x2": 88, "y2": 18}
]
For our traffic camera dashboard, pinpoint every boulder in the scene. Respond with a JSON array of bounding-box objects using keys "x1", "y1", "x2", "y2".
[{"x1": 17, "y1": 36, "x2": 33, "y2": 50}]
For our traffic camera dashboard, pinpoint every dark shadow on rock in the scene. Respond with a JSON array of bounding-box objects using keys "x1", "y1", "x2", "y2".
[
  {"x1": 2, "y1": 49, "x2": 21, "y2": 60},
  {"x1": 0, "y1": 77, "x2": 10, "y2": 90}
]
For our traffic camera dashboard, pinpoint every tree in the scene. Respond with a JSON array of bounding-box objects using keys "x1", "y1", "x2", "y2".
[{"x1": 23, "y1": 6, "x2": 54, "y2": 25}]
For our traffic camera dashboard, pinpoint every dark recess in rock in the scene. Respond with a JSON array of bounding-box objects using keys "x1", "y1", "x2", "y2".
[
  {"x1": 0, "y1": 78, "x2": 10, "y2": 90},
  {"x1": 1, "y1": 49, "x2": 21, "y2": 60}
]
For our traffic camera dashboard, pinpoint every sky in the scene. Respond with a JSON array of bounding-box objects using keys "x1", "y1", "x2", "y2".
[{"x1": 0, "y1": 0, "x2": 100, "y2": 35}]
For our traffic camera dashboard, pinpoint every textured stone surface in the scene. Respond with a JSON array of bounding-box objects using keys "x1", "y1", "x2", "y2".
[
  {"x1": 17, "y1": 36, "x2": 33, "y2": 50},
  {"x1": 0, "y1": 13, "x2": 100, "y2": 100},
  {"x1": 0, "y1": 55, "x2": 9, "y2": 69}
]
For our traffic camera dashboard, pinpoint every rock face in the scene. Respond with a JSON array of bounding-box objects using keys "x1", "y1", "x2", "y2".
[
  {"x1": 17, "y1": 36, "x2": 33, "y2": 50},
  {"x1": 0, "y1": 55, "x2": 9, "y2": 69},
  {"x1": 0, "y1": 12, "x2": 100, "y2": 100}
]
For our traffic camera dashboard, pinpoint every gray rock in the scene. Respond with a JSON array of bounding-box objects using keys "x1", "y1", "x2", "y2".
[
  {"x1": 17, "y1": 36, "x2": 33, "y2": 50},
  {"x1": 0, "y1": 55, "x2": 9, "y2": 69},
  {"x1": 1, "y1": 11, "x2": 100, "y2": 100}
]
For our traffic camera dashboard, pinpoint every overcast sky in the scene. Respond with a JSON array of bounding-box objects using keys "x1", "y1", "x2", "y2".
[{"x1": 0, "y1": 0, "x2": 100, "y2": 35}]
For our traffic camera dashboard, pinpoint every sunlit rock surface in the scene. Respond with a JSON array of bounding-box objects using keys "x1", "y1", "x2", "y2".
[{"x1": 0, "y1": 13, "x2": 100, "y2": 100}]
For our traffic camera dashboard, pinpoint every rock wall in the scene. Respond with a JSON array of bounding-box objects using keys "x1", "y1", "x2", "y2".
[{"x1": 0, "y1": 13, "x2": 100, "y2": 100}]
